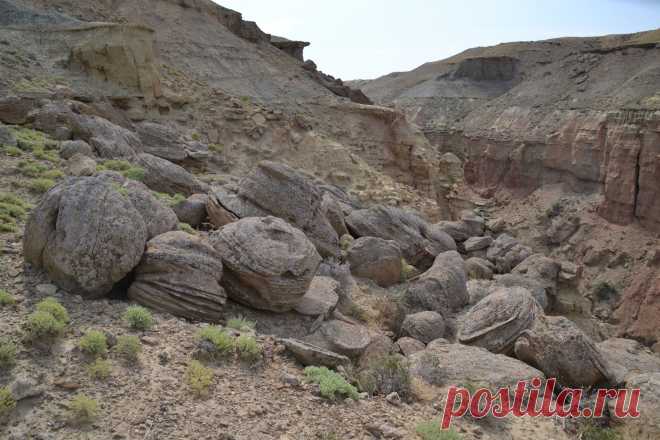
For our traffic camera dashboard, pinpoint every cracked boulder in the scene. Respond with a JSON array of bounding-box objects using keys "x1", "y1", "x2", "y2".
[
  {"x1": 305, "y1": 319, "x2": 371, "y2": 358},
  {"x1": 128, "y1": 231, "x2": 227, "y2": 322},
  {"x1": 211, "y1": 216, "x2": 321, "y2": 312}
]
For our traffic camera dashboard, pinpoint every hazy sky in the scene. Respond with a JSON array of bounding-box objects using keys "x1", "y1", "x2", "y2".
[{"x1": 216, "y1": 0, "x2": 660, "y2": 80}]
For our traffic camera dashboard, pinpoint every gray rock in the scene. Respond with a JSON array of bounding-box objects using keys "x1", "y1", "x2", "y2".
[
  {"x1": 59, "y1": 140, "x2": 94, "y2": 160},
  {"x1": 128, "y1": 231, "x2": 227, "y2": 322},
  {"x1": 9, "y1": 374, "x2": 44, "y2": 401},
  {"x1": 137, "y1": 153, "x2": 208, "y2": 196},
  {"x1": 118, "y1": 177, "x2": 179, "y2": 239},
  {"x1": 486, "y1": 218, "x2": 506, "y2": 233},
  {"x1": 494, "y1": 274, "x2": 551, "y2": 311},
  {"x1": 23, "y1": 174, "x2": 149, "y2": 298},
  {"x1": 346, "y1": 206, "x2": 456, "y2": 270},
  {"x1": 65, "y1": 153, "x2": 96, "y2": 177},
  {"x1": 405, "y1": 251, "x2": 468, "y2": 315},
  {"x1": 173, "y1": 194, "x2": 208, "y2": 227},
  {"x1": 410, "y1": 339, "x2": 544, "y2": 390},
  {"x1": 396, "y1": 337, "x2": 426, "y2": 356},
  {"x1": 0, "y1": 124, "x2": 17, "y2": 147},
  {"x1": 486, "y1": 233, "x2": 532, "y2": 273},
  {"x1": 282, "y1": 338, "x2": 350, "y2": 368},
  {"x1": 401, "y1": 311, "x2": 445, "y2": 344},
  {"x1": 597, "y1": 338, "x2": 660, "y2": 384},
  {"x1": 347, "y1": 237, "x2": 402, "y2": 287},
  {"x1": 321, "y1": 193, "x2": 349, "y2": 236},
  {"x1": 463, "y1": 236, "x2": 493, "y2": 252},
  {"x1": 458, "y1": 286, "x2": 542, "y2": 354},
  {"x1": 358, "y1": 334, "x2": 397, "y2": 369},
  {"x1": 35, "y1": 284, "x2": 58, "y2": 296},
  {"x1": 612, "y1": 373, "x2": 660, "y2": 440},
  {"x1": 545, "y1": 215, "x2": 580, "y2": 245},
  {"x1": 467, "y1": 279, "x2": 495, "y2": 304},
  {"x1": 307, "y1": 319, "x2": 371, "y2": 358},
  {"x1": 211, "y1": 217, "x2": 321, "y2": 312},
  {"x1": 294, "y1": 276, "x2": 340, "y2": 316},
  {"x1": 465, "y1": 257, "x2": 494, "y2": 280},
  {"x1": 514, "y1": 315, "x2": 613, "y2": 387}
]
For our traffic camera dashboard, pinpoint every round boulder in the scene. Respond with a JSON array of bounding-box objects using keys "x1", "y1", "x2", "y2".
[
  {"x1": 306, "y1": 319, "x2": 371, "y2": 358},
  {"x1": 347, "y1": 237, "x2": 402, "y2": 287},
  {"x1": 401, "y1": 311, "x2": 446, "y2": 344},
  {"x1": 211, "y1": 216, "x2": 321, "y2": 312}
]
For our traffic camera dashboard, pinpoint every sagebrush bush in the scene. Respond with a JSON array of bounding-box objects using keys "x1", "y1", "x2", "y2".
[
  {"x1": 26, "y1": 178, "x2": 56, "y2": 193},
  {"x1": 186, "y1": 360, "x2": 214, "y2": 397},
  {"x1": 25, "y1": 310, "x2": 66, "y2": 341},
  {"x1": 0, "y1": 387, "x2": 16, "y2": 417},
  {"x1": 197, "y1": 326, "x2": 234, "y2": 358},
  {"x1": 415, "y1": 420, "x2": 462, "y2": 440},
  {"x1": 0, "y1": 290, "x2": 16, "y2": 307},
  {"x1": 358, "y1": 354, "x2": 411, "y2": 398},
  {"x1": 226, "y1": 316, "x2": 255, "y2": 331},
  {"x1": 580, "y1": 422, "x2": 622, "y2": 440},
  {"x1": 123, "y1": 306, "x2": 154, "y2": 331},
  {"x1": 36, "y1": 297, "x2": 69, "y2": 324},
  {"x1": 79, "y1": 330, "x2": 108, "y2": 357},
  {"x1": 0, "y1": 339, "x2": 17, "y2": 370},
  {"x1": 3, "y1": 145, "x2": 22, "y2": 157},
  {"x1": 178, "y1": 222, "x2": 197, "y2": 235},
  {"x1": 304, "y1": 366, "x2": 359, "y2": 401},
  {"x1": 87, "y1": 358, "x2": 112, "y2": 380},
  {"x1": 68, "y1": 394, "x2": 99, "y2": 424},
  {"x1": 114, "y1": 335, "x2": 141, "y2": 362},
  {"x1": 154, "y1": 192, "x2": 186, "y2": 207},
  {"x1": 235, "y1": 335, "x2": 262, "y2": 364},
  {"x1": 97, "y1": 160, "x2": 146, "y2": 181}
]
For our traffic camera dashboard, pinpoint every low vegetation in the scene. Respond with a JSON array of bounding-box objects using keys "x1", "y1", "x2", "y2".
[
  {"x1": 0, "y1": 193, "x2": 31, "y2": 234},
  {"x1": 226, "y1": 316, "x2": 256, "y2": 332},
  {"x1": 25, "y1": 298, "x2": 69, "y2": 342},
  {"x1": 235, "y1": 335, "x2": 262, "y2": 364},
  {"x1": 87, "y1": 358, "x2": 112, "y2": 380},
  {"x1": 186, "y1": 360, "x2": 214, "y2": 397},
  {"x1": 0, "y1": 289, "x2": 16, "y2": 307},
  {"x1": 357, "y1": 354, "x2": 411, "y2": 398},
  {"x1": 36, "y1": 297, "x2": 70, "y2": 324},
  {"x1": 97, "y1": 160, "x2": 146, "y2": 182},
  {"x1": 579, "y1": 422, "x2": 622, "y2": 440},
  {"x1": 178, "y1": 222, "x2": 197, "y2": 235},
  {"x1": 304, "y1": 366, "x2": 359, "y2": 401},
  {"x1": 79, "y1": 330, "x2": 108, "y2": 357},
  {"x1": 153, "y1": 191, "x2": 186, "y2": 207},
  {"x1": 0, "y1": 339, "x2": 17, "y2": 370},
  {"x1": 123, "y1": 306, "x2": 154, "y2": 331},
  {"x1": 208, "y1": 143, "x2": 223, "y2": 154},
  {"x1": 2, "y1": 145, "x2": 22, "y2": 157},
  {"x1": 114, "y1": 335, "x2": 141, "y2": 363},
  {"x1": 197, "y1": 326, "x2": 235, "y2": 359},
  {"x1": 68, "y1": 394, "x2": 100, "y2": 424},
  {"x1": 415, "y1": 420, "x2": 462, "y2": 440},
  {"x1": 0, "y1": 387, "x2": 16, "y2": 418}
]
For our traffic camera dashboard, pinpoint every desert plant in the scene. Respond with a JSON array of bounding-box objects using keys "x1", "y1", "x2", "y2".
[
  {"x1": 208, "y1": 143, "x2": 223, "y2": 154},
  {"x1": 87, "y1": 358, "x2": 112, "y2": 380},
  {"x1": 400, "y1": 258, "x2": 419, "y2": 281},
  {"x1": 0, "y1": 339, "x2": 17, "y2": 370},
  {"x1": 0, "y1": 387, "x2": 16, "y2": 418},
  {"x1": 358, "y1": 354, "x2": 411, "y2": 398},
  {"x1": 25, "y1": 310, "x2": 66, "y2": 341},
  {"x1": 593, "y1": 281, "x2": 618, "y2": 302},
  {"x1": 97, "y1": 160, "x2": 146, "y2": 181},
  {"x1": 26, "y1": 177, "x2": 56, "y2": 193},
  {"x1": 33, "y1": 148, "x2": 60, "y2": 163},
  {"x1": 3, "y1": 145, "x2": 22, "y2": 157},
  {"x1": 114, "y1": 335, "x2": 141, "y2": 362},
  {"x1": 226, "y1": 316, "x2": 256, "y2": 332},
  {"x1": 0, "y1": 290, "x2": 16, "y2": 307},
  {"x1": 304, "y1": 366, "x2": 359, "y2": 401},
  {"x1": 123, "y1": 166, "x2": 146, "y2": 181},
  {"x1": 123, "y1": 306, "x2": 154, "y2": 331},
  {"x1": 36, "y1": 297, "x2": 69, "y2": 324},
  {"x1": 579, "y1": 422, "x2": 622, "y2": 440},
  {"x1": 68, "y1": 394, "x2": 99, "y2": 424},
  {"x1": 178, "y1": 222, "x2": 197, "y2": 235},
  {"x1": 235, "y1": 335, "x2": 262, "y2": 364},
  {"x1": 186, "y1": 360, "x2": 214, "y2": 397},
  {"x1": 415, "y1": 420, "x2": 462, "y2": 440},
  {"x1": 79, "y1": 330, "x2": 108, "y2": 357},
  {"x1": 154, "y1": 192, "x2": 186, "y2": 207},
  {"x1": 10, "y1": 127, "x2": 49, "y2": 151},
  {"x1": 197, "y1": 326, "x2": 235, "y2": 358},
  {"x1": 17, "y1": 160, "x2": 49, "y2": 178}
]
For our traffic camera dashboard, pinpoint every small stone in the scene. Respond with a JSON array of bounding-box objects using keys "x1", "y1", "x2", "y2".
[
  {"x1": 386, "y1": 392, "x2": 401, "y2": 406},
  {"x1": 35, "y1": 284, "x2": 58, "y2": 296}
]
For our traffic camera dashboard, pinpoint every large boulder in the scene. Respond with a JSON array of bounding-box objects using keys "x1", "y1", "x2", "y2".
[
  {"x1": 23, "y1": 173, "x2": 154, "y2": 298},
  {"x1": 209, "y1": 161, "x2": 339, "y2": 257},
  {"x1": 119, "y1": 178, "x2": 179, "y2": 239},
  {"x1": 514, "y1": 315, "x2": 613, "y2": 387},
  {"x1": 137, "y1": 153, "x2": 208, "y2": 196},
  {"x1": 136, "y1": 121, "x2": 202, "y2": 164},
  {"x1": 294, "y1": 276, "x2": 340, "y2": 316},
  {"x1": 345, "y1": 206, "x2": 456, "y2": 270},
  {"x1": 305, "y1": 319, "x2": 371, "y2": 358},
  {"x1": 128, "y1": 231, "x2": 227, "y2": 321},
  {"x1": 611, "y1": 373, "x2": 660, "y2": 440},
  {"x1": 465, "y1": 257, "x2": 494, "y2": 280},
  {"x1": 210, "y1": 216, "x2": 321, "y2": 312},
  {"x1": 486, "y1": 233, "x2": 532, "y2": 273},
  {"x1": 401, "y1": 311, "x2": 445, "y2": 344},
  {"x1": 321, "y1": 193, "x2": 349, "y2": 237},
  {"x1": 347, "y1": 237, "x2": 402, "y2": 287},
  {"x1": 458, "y1": 286, "x2": 541, "y2": 354},
  {"x1": 494, "y1": 274, "x2": 551, "y2": 311},
  {"x1": 282, "y1": 338, "x2": 350, "y2": 368},
  {"x1": 409, "y1": 339, "x2": 543, "y2": 390},
  {"x1": 597, "y1": 338, "x2": 660, "y2": 384},
  {"x1": 404, "y1": 251, "x2": 468, "y2": 315},
  {"x1": 173, "y1": 194, "x2": 208, "y2": 227}
]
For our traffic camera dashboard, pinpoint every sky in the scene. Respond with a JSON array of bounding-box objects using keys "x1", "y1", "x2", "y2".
[{"x1": 216, "y1": 0, "x2": 660, "y2": 80}]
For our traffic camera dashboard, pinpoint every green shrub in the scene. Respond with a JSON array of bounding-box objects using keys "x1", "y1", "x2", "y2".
[
  {"x1": 208, "y1": 143, "x2": 223, "y2": 154},
  {"x1": 98, "y1": 160, "x2": 145, "y2": 181},
  {"x1": 10, "y1": 127, "x2": 48, "y2": 151},
  {"x1": 226, "y1": 316, "x2": 255, "y2": 332},
  {"x1": 0, "y1": 339, "x2": 17, "y2": 370},
  {"x1": 68, "y1": 394, "x2": 99, "y2": 424},
  {"x1": 123, "y1": 306, "x2": 154, "y2": 331},
  {"x1": 17, "y1": 160, "x2": 49, "y2": 177},
  {"x1": 25, "y1": 310, "x2": 66, "y2": 341},
  {"x1": 26, "y1": 178, "x2": 56, "y2": 193},
  {"x1": 0, "y1": 290, "x2": 16, "y2": 307},
  {"x1": 594, "y1": 281, "x2": 618, "y2": 302},
  {"x1": 41, "y1": 169, "x2": 64, "y2": 180},
  {"x1": 178, "y1": 222, "x2": 197, "y2": 235},
  {"x1": 87, "y1": 358, "x2": 112, "y2": 380},
  {"x1": 235, "y1": 335, "x2": 262, "y2": 363},
  {"x1": 0, "y1": 387, "x2": 16, "y2": 418},
  {"x1": 401, "y1": 258, "x2": 419, "y2": 281},
  {"x1": 3, "y1": 145, "x2": 22, "y2": 157},
  {"x1": 415, "y1": 420, "x2": 462, "y2": 440},
  {"x1": 114, "y1": 335, "x2": 141, "y2": 362},
  {"x1": 33, "y1": 148, "x2": 60, "y2": 163},
  {"x1": 79, "y1": 330, "x2": 108, "y2": 357},
  {"x1": 36, "y1": 297, "x2": 69, "y2": 324},
  {"x1": 186, "y1": 360, "x2": 214, "y2": 397},
  {"x1": 580, "y1": 422, "x2": 622, "y2": 440},
  {"x1": 304, "y1": 366, "x2": 359, "y2": 401},
  {"x1": 123, "y1": 166, "x2": 146, "y2": 181},
  {"x1": 197, "y1": 326, "x2": 234, "y2": 358},
  {"x1": 358, "y1": 354, "x2": 411, "y2": 398},
  {"x1": 154, "y1": 192, "x2": 186, "y2": 207}
]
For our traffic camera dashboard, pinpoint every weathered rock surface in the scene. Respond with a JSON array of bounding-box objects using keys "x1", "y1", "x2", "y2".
[
  {"x1": 463, "y1": 236, "x2": 493, "y2": 252},
  {"x1": 409, "y1": 339, "x2": 543, "y2": 389},
  {"x1": 514, "y1": 315, "x2": 613, "y2": 387},
  {"x1": 306, "y1": 319, "x2": 371, "y2": 359},
  {"x1": 136, "y1": 121, "x2": 209, "y2": 165},
  {"x1": 612, "y1": 373, "x2": 660, "y2": 440},
  {"x1": 458, "y1": 286, "x2": 541, "y2": 354},
  {"x1": 615, "y1": 267, "x2": 660, "y2": 347},
  {"x1": 401, "y1": 311, "x2": 445, "y2": 344},
  {"x1": 59, "y1": 140, "x2": 94, "y2": 160},
  {"x1": 120, "y1": 178, "x2": 179, "y2": 239},
  {"x1": 346, "y1": 206, "x2": 456, "y2": 270},
  {"x1": 128, "y1": 231, "x2": 227, "y2": 321},
  {"x1": 211, "y1": 216, "x2": 321, "y2": 312},
  {"x1": 465, "y1": 257, "x2": 494, "y2": 280},
  {"x1": 320, "y1": 193, "x2": 349, "y2": 237},
  {"x1": 65, "y1": 153, "x2": 96, "y2": 176},
  {"x1": 23, "y1": 173, "x2": 149, "y2": 298},
  {"x1": 137, "y1": 153, "x2": 208, "y2": 196},
  {"x1": 282, "y1": 338, "x2": 350, "y2": 368},
  {"x1": 493, "y1": 273, "x2": 551, "y2": 311},
  {"x1": 347, "y1": 237, "x2": 402, "y2": 287},
  {"x1": 173, "y1": 194, "x2": 208, "y2": 227},
  {"x1": 597, "y1": 338, "x2": 660, "y2": 384},
  {"x1": 404, "y1": 251, "x2": 468, "y2": 315},
  {"x1": 294, "y1": 276, "x2": 340, "y2": 316},
  {"x1": 486, "y1": 233, "x2": 532, "y2": 273},
  {"x1": 396, "y1": 337, "x2": 426, "y2": 356}
]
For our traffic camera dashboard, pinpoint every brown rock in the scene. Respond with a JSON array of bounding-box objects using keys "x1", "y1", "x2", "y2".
[{"x1": 347, "y1": 237, "x2": 402, "y2": 287}]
